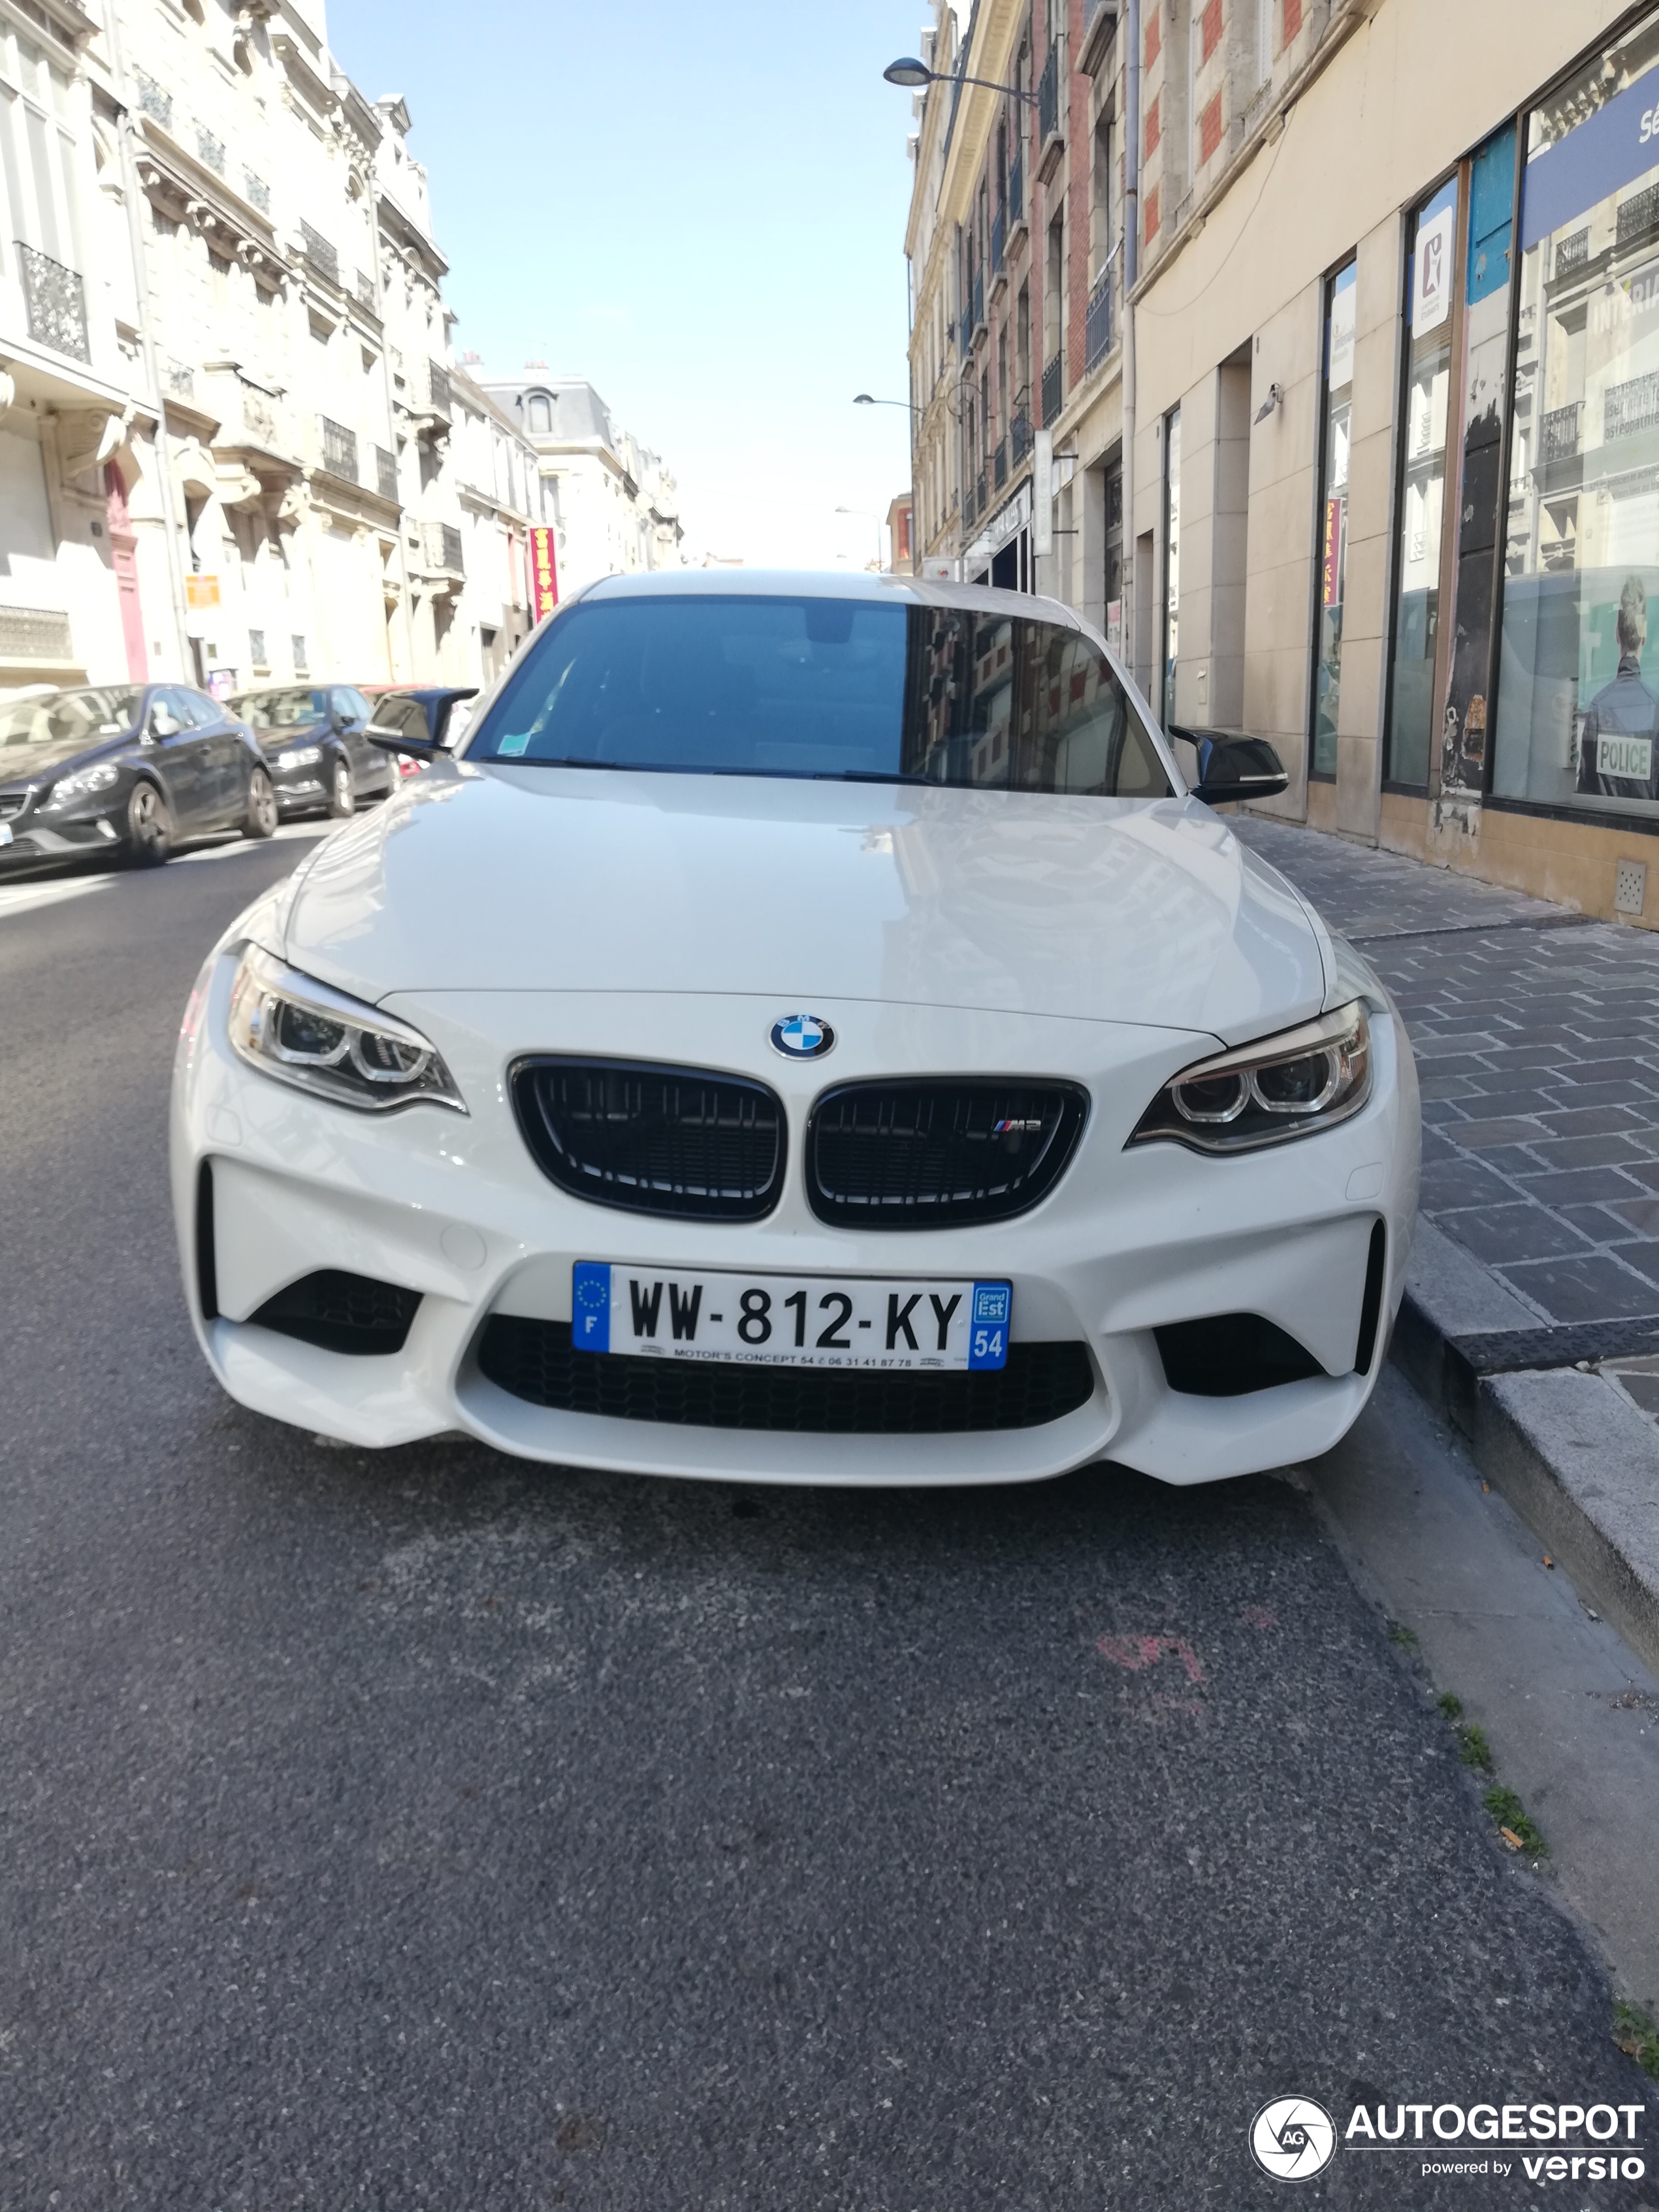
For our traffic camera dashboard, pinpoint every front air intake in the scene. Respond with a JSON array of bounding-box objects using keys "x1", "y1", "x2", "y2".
[
  {"x1": 511, "y1": 1057, "x2": 786, "y2": 1221},
  {"x1": 1155, "y1": 1313, "x2": 1326, "y2": 1397},
  {"x1": 805, "y1": 1080, "x2": 1087, "y2": 1229},
  {"x1": 249, "y1": 1270, "x2": 421, "y2": 1355}
]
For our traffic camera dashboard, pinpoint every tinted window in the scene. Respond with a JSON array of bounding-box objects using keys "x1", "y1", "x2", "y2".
[
  {"x1": 474, "y1": 597, "x2": 1171, "y2": 798},
  {"x1": 0, "y1": 686, "x2": 142, "y2": 757},
  {"x1": 335, "y1": 688, "x2": 370, "y2": 721},
  {"x1": 180, "y1": 690, "x2": 222, "y2": 728},
  {"x1": 237, "y1": 688, "x2": 328, "y2": 729}
]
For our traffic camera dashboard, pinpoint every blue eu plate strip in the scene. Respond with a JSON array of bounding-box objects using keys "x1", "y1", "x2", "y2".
[
  {"x1": 571, "y1": 1261, "x2": 611, "y2": 1354},
  {"x1": 969, "y1": 1281, "x2": 1012, "y2": 1371}
]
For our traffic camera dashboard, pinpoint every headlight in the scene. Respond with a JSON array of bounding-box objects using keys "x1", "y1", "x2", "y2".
[
  {"x1": 1130, "y1": 1001, "x2": 1370, "y2": 1153},
  {"x1": 226, "y1": 946, "x2": 465, "y2": 1114},
  {"x1": 45, "y1": 761, "x2": 120, "y2": 807},
  {"x1": 274, "y1": 744, "x2": 322, "y2": 769}
]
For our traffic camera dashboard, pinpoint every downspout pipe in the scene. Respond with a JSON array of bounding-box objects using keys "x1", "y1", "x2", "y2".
[
  {"x1": 1121, "y1": 0, "x2": 1140, "y2": 688},
  {"x1": 103, "y1": 0, "x2": 192, "y2": 680}
]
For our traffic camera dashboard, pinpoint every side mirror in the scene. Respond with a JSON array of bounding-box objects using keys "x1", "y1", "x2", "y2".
[
  {"x1": 365, "y1": 686, "x2": 479, "y2": 760},
  {"x1": 1171, "y1": 726, "x2": 1289, "y2": 805}
]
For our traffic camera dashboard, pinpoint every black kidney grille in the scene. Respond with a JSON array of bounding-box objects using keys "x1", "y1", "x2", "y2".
[
  {"x1": 807, "y1": 1080, "x2": 1088, "y2": 1228},
  {"x1": 477, "y1": 1317, "x2": 1095, "y2": 1434},
  {"x1": 512, "y1": 1057, "x2": 785, "y2": 1220}
]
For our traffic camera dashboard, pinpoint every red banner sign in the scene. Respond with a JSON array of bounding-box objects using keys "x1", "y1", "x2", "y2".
[{"x1": 528, "y1": 526, "x2": 558, "y2": 621}]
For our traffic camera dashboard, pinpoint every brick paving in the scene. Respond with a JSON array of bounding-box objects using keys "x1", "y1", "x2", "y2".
[{"x1": 1234, "y1": 816, "x2": 1659, "y2": 1336}]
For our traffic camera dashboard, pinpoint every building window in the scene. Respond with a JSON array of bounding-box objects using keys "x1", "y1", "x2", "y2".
[
  {"x1": 1311, "y1": 259, "x2": 1357, "y2": 779},
  {"x1": 1493, "y1": 8, "x2": 1659, "y2": 818},
  {"x1": 249, "y1": 628, "x2": 267, "y2": 669},
  {"x1": 528, "y1": 392, "x2": 551, "y2": 433},
  {"x1": 1383, "y1": 176, "x2": 1458, "y2": 787},
  {"x1": 292, "y1": 633, "x2": 308, "y2": 677},
  {"x1": 1162, "y1": 404, "x2": 1182, "y2": 722},
  {"x1": 0, "y1": 28, "x2": 89, "y2": 361}
]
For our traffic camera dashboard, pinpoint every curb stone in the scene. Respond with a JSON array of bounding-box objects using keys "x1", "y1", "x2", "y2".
[{"x1": 1392, "y1": 1223, "x2": 1659, "y2": 1680}]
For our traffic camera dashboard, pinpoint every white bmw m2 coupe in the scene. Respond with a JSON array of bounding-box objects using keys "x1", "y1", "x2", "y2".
[{"x1": 171, "y1": 572, "x2": 1419, "y2": 1486}]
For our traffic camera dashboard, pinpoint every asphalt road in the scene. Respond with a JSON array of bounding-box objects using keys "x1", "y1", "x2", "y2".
[{"x1": 1, "y1": 834, "x2": 1651, "y2": 2211}]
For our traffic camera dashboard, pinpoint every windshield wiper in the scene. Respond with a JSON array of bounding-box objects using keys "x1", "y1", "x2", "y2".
[
  {"x1": 485, "y1": 754, "x2": 643, "y2": 770},
  {"x1": 812, "y1": 769, "x2": 938, "y2": 786}
]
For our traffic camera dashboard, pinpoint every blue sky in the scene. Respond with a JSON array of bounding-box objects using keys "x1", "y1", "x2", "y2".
[{"x1": 325, "y1": 0, "x2": 922, "y2": 568}]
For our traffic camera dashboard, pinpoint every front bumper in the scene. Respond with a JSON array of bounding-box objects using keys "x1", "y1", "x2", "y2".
[
  {"x1": 0, "y1": 803, "x2": 121, "y2": 865},
  {"x1": 171, "y1": 951, "x2": 1420, "y2": 1486}
]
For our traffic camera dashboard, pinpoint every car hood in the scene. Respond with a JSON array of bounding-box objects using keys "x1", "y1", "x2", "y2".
[
  {"x1": 276, "y1": 764, "x2": 1332, "y2": 1042},
  {"x1": 0, "y1": 730, "x2": 138, "y2": 786}
]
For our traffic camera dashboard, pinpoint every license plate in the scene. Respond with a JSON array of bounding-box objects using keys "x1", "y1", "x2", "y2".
[{"x1": 572, "y1": 1263, "x2": 1010, "y2": 1371}]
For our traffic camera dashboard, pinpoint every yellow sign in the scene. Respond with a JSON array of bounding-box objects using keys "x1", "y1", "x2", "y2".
[{"x1": 186, "y1": 572, "x2": 221, "y2": 610}]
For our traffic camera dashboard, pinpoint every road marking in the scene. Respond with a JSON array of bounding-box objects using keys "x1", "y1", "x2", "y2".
[{"x1": 0, "y1": 876, "x2": 112, "y2": 920}]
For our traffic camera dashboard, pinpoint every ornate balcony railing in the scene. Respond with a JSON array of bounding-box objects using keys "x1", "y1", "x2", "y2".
[
  {"x1": 16, "y1": 242, "x2": 90, "y2": 364},
  {"x1": 1553, "y1": 227, "x2": 1587, "y2": 280},
  {"x1": 1008, "y1": 147, "x2": 1023, "y2": 225},
  {"x1": 1037, "y1": 44, "x2": 1059, "y2": 145},
  {"x1": 1539, "y1": 402, "x2": 1580, "y2": 464},
  {"x1": 959, "y1": 297, "x2": 973, "y2": 355},
  {"x1": 163, "y1": 356, "x2": 195, "y2": 398},
  {"x1": 319, "y1": 415, "x2": 359, "y2": 481},
  {"x1": 1085, "y1": 264, "x2": 1114, "y2": 372},
  {"x1": 971, "y1": 268, "x2": 984, "y2": 332},
  {"x1": 1010, "y1": 404, "x2": 1031, "y2": 464},
  {"x1": 356, "y1": 268, "x2": 376, "y2": 308},
  {"x1": 962, "y1": 475, "x2": 977, "y2": 530},
  {"x1": 974, "y1": 466, "x2": 988, "y2": 521},
  {"x1": 240, "y1": 387, "x2": 277, "y2": 446},
  {"x1": 1040, "y1": 349, "x2": 1063, "y2": 426},
  {"x1": 991, "y1": 206, "x2": 1005, "y2": 274},
  {"x1": 244, "y1": 170, "x2": 270, "y2": 214},
  {"x1": 133, "y1": 69, "x2": 172, "y2": 127},
  {"x1": 1617, "y1": 182, "x2": 1659, "y2": 251},
  {"x1": 1605, "y1": 368, "x2": 1659, "y2": 443},
  {"x1": 300, "y1": 221, "x2": 339, "y2": 286},
  {"x1": 424, "y1": 521, "x2": 464, "y2": 575},
  {"x1": 993, "y1": 437, "x2": 1008, "y2": 490},
  {"x1": 196, "y1": 124, "x2": 225, "y2": 175},
  {"x1": 376, "y1": 444, "x2": 398, "y2": 501}
]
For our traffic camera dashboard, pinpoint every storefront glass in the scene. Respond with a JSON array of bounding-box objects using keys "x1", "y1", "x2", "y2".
[
  {"x1": 1312, "y1": 259, "x2": 1357, "y2": 777},
  {"x1": 1493, "y1": 10, "x2": 1659, "y2": 816},
  {"x1": 1383, "y1": 178, "x2": 1459, "y2": 787},
  {"x1": 1162, "y1": 405, "x2": 1180, "y2": 724}
]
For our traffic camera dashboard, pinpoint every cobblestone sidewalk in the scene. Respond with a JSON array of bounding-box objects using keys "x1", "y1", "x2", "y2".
[{"x1": 1234, "y1": 816, "x2": 1659, "y2": 1394}]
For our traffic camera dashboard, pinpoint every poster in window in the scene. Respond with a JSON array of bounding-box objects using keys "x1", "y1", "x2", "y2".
[{"x1": 1413, "y1": 202, "x2": 1455, "y2": 333}]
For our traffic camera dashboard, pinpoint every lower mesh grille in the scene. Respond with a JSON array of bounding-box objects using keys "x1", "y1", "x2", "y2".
[
  {"x1": 250, "y1": 1270, "x2": 421, "y2": 1355},
  {"x1": 1154, "y1": 1312, "x2": 1326, "y2": 1396},
  {"x1": 477, "y1": 1317, "x2": 1096, "y2": 1434},
  {"x1": 807, "y1": 1080, "x2": 1088, "y2": 1228},
  {"x1": 511, "y1": 1057, "x2": 784, "y2": 1221}
]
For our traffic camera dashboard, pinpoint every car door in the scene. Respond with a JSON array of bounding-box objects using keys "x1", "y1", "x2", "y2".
[
  {"x1": 143, "y1": 687, "x2": 217, "y2": 827},
  {"x1": 181, "y1": 688, "x2": 248, "y2": 822},
  {"x1": 331, "y1": 687, "x2": 379, "y2": 792}
]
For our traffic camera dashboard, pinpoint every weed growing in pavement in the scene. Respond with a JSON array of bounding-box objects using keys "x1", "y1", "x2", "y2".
[
  {"x1": 1434, "y1": 1693, "x2": 1494, "y2": 1770},
  {"x1": 1483, "y1": 1786, "x2": 1547, "y2": 1859},
  {"x1": 1613, "y1": 2002, "x2": 1659, "y2": 2079},
  {"x1": 1387, "y1": 1621, "x2": 1418, "y2": 1648}
]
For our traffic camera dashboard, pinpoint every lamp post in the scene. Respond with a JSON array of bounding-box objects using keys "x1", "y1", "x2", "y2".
[
  {"x1": 882, "y1": 56, "x2": 1039, "y2": 105},
  {"x1": 853, "y1": 393, "x2": 916, "y2": 412},
  {"x1": 835, "y1": 505, "x2": 884, "y2": 571}
]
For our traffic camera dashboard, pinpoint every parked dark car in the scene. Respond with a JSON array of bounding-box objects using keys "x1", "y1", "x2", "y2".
[
  {"x1": 0, "y1": 682, "x2": 276, "y2": 873},
  {"x1": 227, "y1": 684, "x2": 396, "y2": 818}
]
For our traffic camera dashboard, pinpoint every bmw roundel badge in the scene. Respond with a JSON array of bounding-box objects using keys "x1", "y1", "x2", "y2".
[{"x1": 770, "y1": 1013, "x2": 835, "y2": 1059}]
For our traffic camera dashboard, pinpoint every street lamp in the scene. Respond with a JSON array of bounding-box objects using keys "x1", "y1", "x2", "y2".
[
  {"x1": 854, "y1": 393, "x2": 915, "y2": 411},
  {"x1": 882, "y1": 55, "x2": 1039, "y2": 104},
  {"x1": 835, "y1": 505, "x2": 884, "y2": 571}
]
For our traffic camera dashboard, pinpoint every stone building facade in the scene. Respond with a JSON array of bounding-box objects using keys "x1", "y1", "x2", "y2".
[
  {"x1": 902, "y1": 0, "x2": 1659, "y2": 929},
  {"x1": 0, "y1": 0, "x2": 566, "y2": 707}
]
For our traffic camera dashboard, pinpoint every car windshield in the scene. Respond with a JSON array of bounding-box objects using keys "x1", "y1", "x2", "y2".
[
  {"x1": 0, "y1": 686, "x2": 143, "y2": 758},
  {"x1": 472, "y1": 596, "x2": 1172, "y2": 797},
  {"x1": 232, "y1": 688, "x2": 327, "y2": 729}
]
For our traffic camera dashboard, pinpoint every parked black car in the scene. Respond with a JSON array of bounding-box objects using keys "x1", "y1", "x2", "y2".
[
  {"x1": 0, "y1": 682, "x2": 276, "y2": 873},
  {"x1": 227, "y1": 684, "x2": 396, "y2": 819}
]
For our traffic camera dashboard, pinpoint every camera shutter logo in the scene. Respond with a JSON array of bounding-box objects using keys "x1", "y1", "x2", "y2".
[{"x1": 1250, "y1": 2097, "x2": 1337, "y2": 2182}]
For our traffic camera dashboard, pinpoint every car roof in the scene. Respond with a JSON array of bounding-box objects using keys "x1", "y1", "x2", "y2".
[{"x1": 579, "y1": 566, "x2": 1086, "y2": 630}]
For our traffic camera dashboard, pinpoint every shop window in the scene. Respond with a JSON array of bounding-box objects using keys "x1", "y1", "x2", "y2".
[
  {"x1": 1162, "y1": 405, "x2": 1181, "y2": 723},
  {"x1": 1311, "y1": 259, "x2": 1357, "y2": 778},
  {"x1": 1492, "y1": 8, "x2": 1659, "y2": 817},
  {"x1": 1383, "y1": 178, "x2": 1458, "y2": 788}
]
